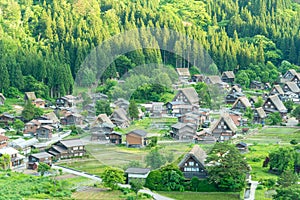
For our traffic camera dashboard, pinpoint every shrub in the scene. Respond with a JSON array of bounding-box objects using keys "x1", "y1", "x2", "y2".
[
  {"x1": 256, "y1": 185, "x2": 264, "y2": 190},
  {"x1": 290, "y1": 139, "x2": 298, "y2": 145}
]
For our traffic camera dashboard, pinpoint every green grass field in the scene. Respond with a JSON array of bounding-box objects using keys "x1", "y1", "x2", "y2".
[
  {"x1": 157, "y1": 191, "x2": 240, "y2": 200},
  {"x1": 72, "y1": 189, "x2": 125, "y2": 200}
]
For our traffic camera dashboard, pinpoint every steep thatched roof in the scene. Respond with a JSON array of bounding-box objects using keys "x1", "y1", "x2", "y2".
[
  {"x1": 232, "y1": 96, "x2": 251, "y2": 108},
  {"x1": 210, "y1": 113, "x2": 238, "y2": 133},
  {"x1": 178, "y1": 87, "x2": 199, "y2": 105},
  {"x1": 284, "y1": 82, "x2": 300, "y2": 93},
  {"x1": 267, "y1": 95, "x2": 287, "y2": 112},
  {"x1": 176, "y1": 68, "x2": 190, "y2": 77},
  {"x1": 222, "y1": 71, "x2": 235, "y2": 79},
  {"x1": 25, "y1": 92, "x2": 36, "y2": 101},
  {"x1": 178, "y1": 145, "x2": 207, "y2": 168},
  {"x1": 256, "y1": 107, "x2": 267, "y2": 118}
]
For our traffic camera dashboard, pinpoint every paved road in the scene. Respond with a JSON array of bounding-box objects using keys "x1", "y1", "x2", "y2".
[
  {"x1": 245, "y1": 180, "x2": 259, "y2": 200},
  {"x1": 52, "y1": 165, "x2": 174, "y2": 200}
]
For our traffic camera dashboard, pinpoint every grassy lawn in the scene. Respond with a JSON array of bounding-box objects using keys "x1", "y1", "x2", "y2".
[
  {"x1": 119, "y1": 117, "x2": 178, "y2": 134},
  {"x1": 255, "y1": 189, "x2": 273, "y2": 200},
  {"x1": 157, "y1": 191, "x2": 240, "y2": 200},
  {"x1": 72, "y1": 190, "x2": 125, "y2": 200},
  {"x1": 59, "y1": 159, "x2": 107, "y2": 176}
]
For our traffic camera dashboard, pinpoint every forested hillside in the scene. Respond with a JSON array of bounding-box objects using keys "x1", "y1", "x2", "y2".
[{"x1": 0, "y1": 0, "x2": 300, "y2": 98}]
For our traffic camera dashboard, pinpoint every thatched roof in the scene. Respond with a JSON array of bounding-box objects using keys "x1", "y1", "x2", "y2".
[
  {"x1": 256, "y1": 107, "x2": 267, "y2": 118},
  {"x1": 178, "y1": 87, "x2": 199, "y2": 105},
  {"x1": 267, "y1": 95, "x2": 287, "y2": 112},
  {"x1": 0, "y1": 93, "x2": 6, "y2": 101},
  {"x1": 25, "y1": 92, "x2": 36, "y2": 101},
  {"x1": 206, "y1": 76, "x2": 222, "y2": 84},
  {"x1": 43, "y1": 112, "x2": 60, "y2": 124},
  {"x1": 178, "y1": 145, "x2": 207, "y2": 168},
  {"x1": 272, "y1": 85, "x2": 284, "y2": 95},
  {"x1": 210, "y1": 113, "x2": 238, "y2": 133},
  {"x1": 232, "y1": 96, "x2": 251, "y2": 108},
  {"x1": 222, "y1": 71, "x2": 235, "y2": 79},
  {"x1": 176, "y1": 68, "x2": 190, "y2": 77},
  {"x1": 111, "y1": 108, "x2": 130, "y2": 122},
  {"x1": 284, "y1": 82, "x2": 300, "y2": 93}
]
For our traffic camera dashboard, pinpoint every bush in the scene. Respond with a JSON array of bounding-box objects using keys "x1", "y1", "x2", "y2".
[
  {"x1": 290, "y1": 139, "x2": 298, "y2": 145},
  {"x1": 251, "y1": 157, "x2": 261, "y2": 162},
  {"x1": 259, "y1": 178, "x2": 276, "y2": 189},
  {"x1": 256, "y1": 185, "x2": 264, "y2": 190}
]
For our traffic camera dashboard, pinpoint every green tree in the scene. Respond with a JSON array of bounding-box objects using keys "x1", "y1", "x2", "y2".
[
  {"x1": 38, "y1": 162, "x2": 51, "y2": 176},
  {"x1": 254, "y1": 96, "x2": 264, "y2": 108},
  {"x1": 0, "y1": 154, "x2": 10, "y2": 170},
  {"x1": 95, "y1": 100, "x2": 112, "y2": 116},
  {"x1": 145, "y1": 148, "x2": 166, "y2": 169},
  {"x1": 284, "y1": 100, "x2": 294, "y2": 113},
  {"x1": 278, "y1": 171, "x2": 298, "y2": 188},
  {"x1": 244, "y1": 107, "x2": 254, "y2": 123},
  {"x1": 22, "y1": 102, "x2": 43, "y2": 121},
  {"x1": 206, "y1": 143, "x2": 249, "y2": 191},
  {"x1": 129, "y1": 100, "x2": 139, "y2": 120},
  {"x1": 236, "y1": 71, "x2": 250, "y2": 88},
  {"x1": 101, "y1": 167, "x2": 125, "y2": 190},
  {"x1": 273, "y1": 185, "x2": 300, "y2": 200},
  {"x1": 0, "y1": 63, "x2": 9, "y2": 93},
  {"x1": 266, "y1": 112, "x2": 282, "y2": 125},
  {"x1": 268, "y1": 147, "x2": 296, "y2": 174},
  {"x1": 13, "y1": 119, "x2": 24, "y2": 134},
  {"x1": 292, "y1": 105, "x2": 300, "y2": 122}
]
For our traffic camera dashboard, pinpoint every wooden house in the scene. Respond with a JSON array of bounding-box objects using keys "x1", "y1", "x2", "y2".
[
  {"x1": 114, "y1": 98, "x2": 130, "y2": 110},
  {"x1": 176, "y1": 68, "x2": 190, "y2": 81},
  {"x1": 126, "y1": 130, "x2": 148, "y2": 148},
  {"x1": 171, "y1": 122, "x2": 197, "y2": 140},
  {"x1": 282, "y1": 82, "x2": 300, "y2": 94},
  {"x1": 250, "y1": 81, "x2": 263, "y2": 90},
  {"x1": 209, "y1": 113, "x2": 238, "y2": 141},
  {"x1": 166, "y1": 102, "x2": 198, "y2": 116},
  {"x1": 291, "y1": 73, "x2": 300, "y2": 87},
  {"x1": 0, "y1": 93, "x2": 6, "y2": 105},
  {"x1": 221, "y1": 71, "x2": 235, "y2": 84},
  {"x1": 9, "y1": 138, "x2": 38, "y2": 155},
  {"x1": 249, "y1": 96, "x2": 258, "y2": 108},
  {"x1": 24, "y1": 92, "x2": 36, "y2": 102},
  {"x1": 28, "y1": 152, "x2": 53, "y2": 170},
  {"x1": 178, "y1": 145, "x2": 207, "y2": 179},
  {"x1": 110, "y1": 108, "x2": 130, "y2": 128},
  {"x1": 173, "y1": 87, "x2": 199, "y2": 106},
  {"x1": 235, "y1": 142, "x2": 248, "y2": 153},
  {"x1": 0, "y1": 113, "x2": 15, "y2": 125},
  {"x1": 108, "y1": 131, "x2": 122, "y2": 144},
  {"x1": 269, "y1": 85, "x2": 284, "y2": 97},
  {"x1": 283, "y1": 69, "x2": 297, "y2": 80},
  {"x1": 61, "y1": 113, "x2": 83, "y2": 125},
  {"x1": 33, "y1": 98, "x2": 45, "y2": 108},
  {"x1": 263, "y1": 95, "x2": 287, "y2": 116},
  {"x1": 225, "y1": 86, "x2": 244, "y2": 104},
  {"x1": 56, "y1": 95, "x2": 76, "y2": 107},
  {"x1": 205, "y1": 76, "x2": 222, "y2": 85},
  {"x1": 24, "y1": 120, "x2": 41, "y2": 136},
  {"x1": 253, "y1": 107, "x2": 267, "y2": 124},
  {"x1": 125, "y1": 168, "x2": 151, "y2": 183},
  {"x1": 178, "y1": 113, "x2": 200, "y2": 127},
  {"x1": 0, "y1": 135, "x2": 8, "y2": 149},
  {"x1": 191, "y1": 74, "x2": 204, "y2": 82},
  {"x1": 151, "y1": 102, "x2": 165, "y2": 118},
  {"x1": 36, "y1": 125, "x2": 53, "y2": 141},
  {"x1": 0, "y1": 147, "x2": 25, "y2": 169},
  {"x1": 232, "y1": 96, "x2": 251, "y2": 112},
  {"x1": 48, "y1": 139, "x2": 85, "y2": 159}
]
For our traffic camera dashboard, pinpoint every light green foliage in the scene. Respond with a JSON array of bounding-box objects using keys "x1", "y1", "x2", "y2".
[
  {"x1": 0, "y1": 154, "x2": 10, "y2": 170},
  {"x1": 21, "y1": 102, "x2": 43, "y2": 121},
  {"x1": 292, "y1": 105, "x2": 300, "y2": 121},
  {"x1": 266, "y1": 112, "x2": 282, "y2": 125},
  {"x1": 13, "y1": 119, "x2": 24, "y2": 133},
  {"x1": 273, "y1": 185, "x2": 300, "y2": 200},
  {"x1": 130, "y1": 179, "x2": 145, "y2": 196},
  {"x1": 101, "y1": 167, "x2": 125, "y2": 190},
  {"x1": 0, "y1": 172, "x2": 71, "y2": 199},
  {"x1": 38, "y1": 162, "x2": 51, "y2": 176},
  {"x1": 277, "y1": 170, "x2": 298, "y2": 188}
]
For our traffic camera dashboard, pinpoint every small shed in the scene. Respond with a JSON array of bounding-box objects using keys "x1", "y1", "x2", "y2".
[{"x1": 125, "y1": 167, "x2": 151, "y2": 183}]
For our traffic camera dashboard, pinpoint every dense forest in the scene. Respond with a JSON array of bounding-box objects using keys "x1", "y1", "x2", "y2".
[{"x1": 0, "y1": 0, "x2": 300, "y2": 99}]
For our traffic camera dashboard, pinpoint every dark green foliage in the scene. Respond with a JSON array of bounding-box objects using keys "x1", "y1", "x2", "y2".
[
  {"x1": 259, "y1": 178, "x2": 276, "y2": 189},
  {"x1": 187, "y1": 178, "x2": 217, "y2": 192},
  {"x1": 129, "y1": 179, "x2": 145, "y2": 196},
  {"x1": 193, "y1": 82, "x2": 211, "y2": 108},
  {"x1": 145, "y1": 164, "x2": 185, "y2": 191},
  {"x1": 278, "y1": 171, "x2": 298, "y2": 188},
  {"x1": 148, "y1": 136, "x2": 158, "y2": 147},
  {"x1": 128, "y1": 100, "x2": 139, "y2": 120},
  {"x1": 268, "y1": 147, "x2": 296, "y2": 174},
  {"x1": 206, "y1": 143, "x2": 249, "y2": 192},
  {"x1": 290, "y1": 139, "x2": 298, "y2": 145},
  {"x1": 96, "y1": 100, "x2": 112, "y2": 116},
  {"x1": 273, "y1": 185, "x2": 300, "y2": 200},
  {"x1": 292, "y1": 105, "x2": 300, "y2": 121},
  {"x1": 145, "y1": 148, "x2": 166, "y2": 169}
]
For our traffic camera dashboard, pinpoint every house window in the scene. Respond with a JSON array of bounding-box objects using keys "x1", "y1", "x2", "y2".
[
  {"x1": 185, "y1": 163, "x2": 187, "y2": 166},
  {"x1": 196, "y1": 163, "x2": 198, "y2": 166},
  {"x1": 189, "y1": 161, "x2": 194, "y2": 166},
  {"x1": 218, "y1": 125, "x2": 221, "y2": 129},
  {"x1": 224, "y1": 125, "x2": 227, "y2": 129}
]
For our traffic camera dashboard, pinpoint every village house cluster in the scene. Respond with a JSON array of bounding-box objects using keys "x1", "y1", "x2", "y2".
[{"x1": 0, "y1": 68, "x2": 298, "y2": 174}]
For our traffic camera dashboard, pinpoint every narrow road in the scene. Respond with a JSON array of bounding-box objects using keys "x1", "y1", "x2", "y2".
[
  {"x1": 245, "y1": 180, "x2": 259, "y2": 200},
  {"x1": 52, "y1": 165, "x2": 174, "y2": 200}
]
